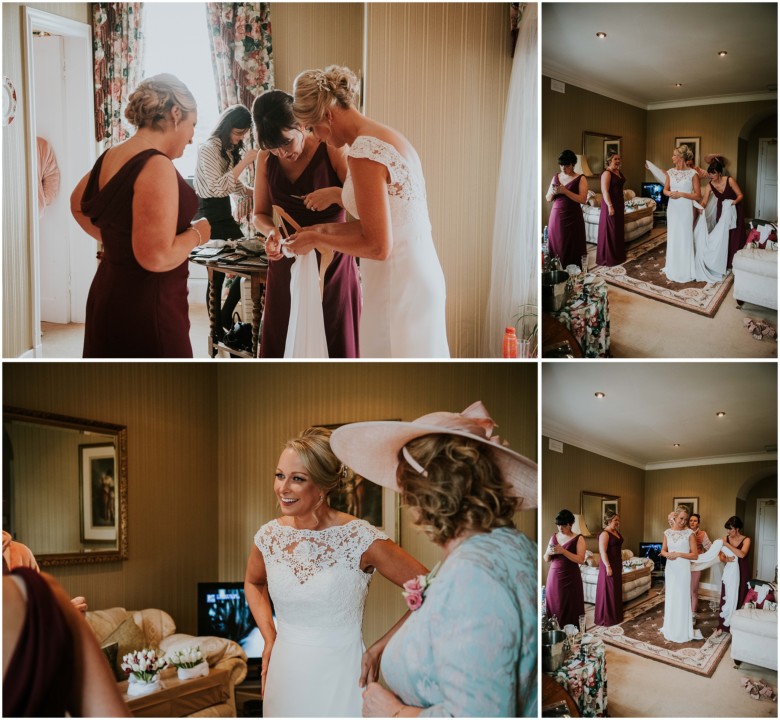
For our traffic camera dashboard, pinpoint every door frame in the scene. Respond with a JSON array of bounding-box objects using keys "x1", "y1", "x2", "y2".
[
  {"x1": 755, "y1": 497, "x2": 777, "y2": 581},
  {"x1": 23, "y1": 8, "x2": 94, "y2": 354},
  {"x1": 755, "y1": 137, "x2": 778, "y2": 222}
]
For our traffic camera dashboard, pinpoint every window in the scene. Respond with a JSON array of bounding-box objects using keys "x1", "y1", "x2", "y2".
[{"x1": 143, "y1": 3, "x2": 220, "y2": 178}]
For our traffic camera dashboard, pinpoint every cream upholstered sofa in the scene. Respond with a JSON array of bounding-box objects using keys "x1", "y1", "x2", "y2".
[
  {"x1": 582, "y1": 190, "x2": 656, "y2": 245},
  {"x1": 733, "y1": 245, "x2": 778, "y2": 311},
  {"x1": 730, "y1": 606, "x2": 778, "y2": 670},
  {"x1": 85, "y1": 607, "x2": 248, "y2": 717},
  {"x1": 580, "y1": 550, "x2": 653, "y2": 604}
]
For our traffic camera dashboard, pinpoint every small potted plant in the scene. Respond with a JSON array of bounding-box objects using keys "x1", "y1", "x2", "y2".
[
  {"x1": 167, "y1": 646, "x2": 209, "y2": 680},
  {"x1": 121, "y1": 648, "x2": 168, "y2": 696}
]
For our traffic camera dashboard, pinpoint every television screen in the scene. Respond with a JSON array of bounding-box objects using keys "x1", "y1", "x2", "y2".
[
  {"x1": 638, "y1": 542, "x2": 665, "y2": 571},
  {"x1": 641, "y1": 182, "x2": 667, "y2": 208},
  {"x1": 197, "y1": 582, "x2": 273, "y2": 664}
]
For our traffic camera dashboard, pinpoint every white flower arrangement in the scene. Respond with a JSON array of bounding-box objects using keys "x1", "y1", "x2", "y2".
[
  {"x1": 121, "y1": 648, "x2": 168, "y2": 684},
  {"x1": 167, "y1": 646, "x2": 205, "y2": 669}
]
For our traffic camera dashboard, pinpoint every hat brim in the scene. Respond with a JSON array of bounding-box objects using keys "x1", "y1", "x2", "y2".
[{"x1": 330, "y1": 421, "x2": 537, "y2": 509}]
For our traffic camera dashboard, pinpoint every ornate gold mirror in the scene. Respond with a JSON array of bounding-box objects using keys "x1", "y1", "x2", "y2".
[{"x1": 3, "y1": 406, "x2": 127, "y2": 566}]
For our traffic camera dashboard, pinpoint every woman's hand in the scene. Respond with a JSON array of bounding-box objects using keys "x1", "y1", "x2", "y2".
[
  {"x1": 605, "y1": 565, "x2": 613, "y2": 577},
  {"x1": 301, "y1": 187, "x2": 341, "y2": 212},
  {"x1": 243, "y1": 148, "x2": 259, "y2": 166},
  {"x1": 669, "y1": 191, "x2": 681, "y2": 200},
  {"x1": 607, "y1": 205, "x2": 615, "y2": 217},
  {"x1": 667, "y1": 552, "x2": 678, "y2": 561},
  {"x1": 260, "y1": 641, "x2": 274, "y2": 698},
  {"x1": 285, "y1": 230, "x2": 319, "y2": 256},
  {"x1": 362, "y1": 682, "x2": 404, "y2": 718},
  {"x1": 264, "y1": 229, "x2": 284, "y2": 262},
  {"x1": 359, "y1": 643, "x2": 383, "y2": 687}
]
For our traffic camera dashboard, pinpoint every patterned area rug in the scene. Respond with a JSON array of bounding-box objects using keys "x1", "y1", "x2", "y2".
[
  {"x1": 590, "y1": 592, "x2": 732, "y2": 677},
  {"x1": 592, "y1": 233, "x2": 734, "y2": 318}
]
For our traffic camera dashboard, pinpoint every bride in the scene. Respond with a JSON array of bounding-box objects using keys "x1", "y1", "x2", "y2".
[
  {"x1": 660, "y1": 505, "x2": 723, "y2": 643},
  {"x1": 662, "y1": 145, "x2": 702, "y2": 283}
]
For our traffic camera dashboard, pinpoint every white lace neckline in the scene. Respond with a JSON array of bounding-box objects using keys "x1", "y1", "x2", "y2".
[{"x1": 273, "y1": 518, "x2": 361, "y2": 534}]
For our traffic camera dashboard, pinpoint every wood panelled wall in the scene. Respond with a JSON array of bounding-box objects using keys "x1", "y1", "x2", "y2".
[
  {"x1": 542, "y1": 76, "x2": 647, "y2": 228},
  {"x1": 646, "y1": 100, "x2": 776, "y2": 219},
  {"x1": 4, "y1": 363, "x2": 536, "y2": 640},
  {"x1": 215, "y1": 362, "x2": 537, "y2": 646},
  {"x1": 3, "y1": 363, "x2": 217, "y2": 635},
  {"x1": 366, "y1": 4, "x2": 513, "y2": 357},
  {"x1": 270, "y1": 3, "x2": 363, "y2": 93},
  {"x1": 541, "y1": 438, "x2": 645, "y2": 585}
]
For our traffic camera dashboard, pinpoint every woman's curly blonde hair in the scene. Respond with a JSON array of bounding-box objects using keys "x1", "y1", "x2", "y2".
[
  {"x1": 292, "y1": 65, "x2": 360, "y2": 128},
  {"x1": 673, "y1": 144, "x2": 694, "y2": 163},
  {"x1": 284, "y1": 426, "x2": 353, "y2": 497},
  {"x1": 397, "y1": 434, "x2": 517, "y2": 545},
  {"x1": 125, "y1": 73, "x2": 196, "y2": 130}
]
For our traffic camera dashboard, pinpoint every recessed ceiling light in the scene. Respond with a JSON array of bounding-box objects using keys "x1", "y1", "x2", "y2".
[
  {"x1": 675, "y1": 83, "x2": 683, "y2": 87},
  {"x1": 673, "y1": 443, "x2": 681, "y2": 447},
  {"x1": 716, "y1": 411, "x2": 726, "y2": 417},
  {"x1": 596, "y1": 32, "x2": 607, "y2": 39},
  {"x1": 718, "y1": 50, "x2": 728, "y2": 57},
  {"x1": 594, "y1": 392, "x2": 605, "y2": 399}
]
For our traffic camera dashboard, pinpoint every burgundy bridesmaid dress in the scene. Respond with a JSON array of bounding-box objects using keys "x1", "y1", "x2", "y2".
[
  {"x1": 545, "y1": 532, "x2": 585, "y2": 628},
  {"x1": 81, "y1": 149, "x2": 198, "y2": 357},
  {"x1": 594, "y1": 530, "x2": 624, "y2": 626},
  {"x1": 548, "y1": 173, "x2": 587, "y2": 268},
  {"x1": 718, "y1": 537, "x2": 750, "y2": 631},
  {"x1": 711, "y1": 180, "x2": 746, "y2": 269},
  {"x1": 596, "y1": 170, "x2": 626, "y2": 267},
  {"x1": 260, "y1": 143, "x2": 361, "y2": 358}
]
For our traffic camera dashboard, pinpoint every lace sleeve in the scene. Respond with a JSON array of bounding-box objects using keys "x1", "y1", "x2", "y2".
[
  {"x1": 349, "y1": 520, "x2": 390, "y2": 566},
  {"x1": 253, "y1": 521, "x2": 274, "y2": 555}
]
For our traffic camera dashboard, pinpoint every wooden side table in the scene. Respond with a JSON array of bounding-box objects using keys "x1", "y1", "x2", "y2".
[
  {"x1": 119, "y1": 667, "x2": 230, "y2": 717},
  {"x1": 542, "y1": 673, "x2": 581, "y2": 717},
  {"x1": 189, "y1": 257, "x2": 267, "y2": 358}
]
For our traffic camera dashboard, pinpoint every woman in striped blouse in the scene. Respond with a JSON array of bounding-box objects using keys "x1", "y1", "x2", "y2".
[{"x1": 194, "y1": 105, "x2": 258, "y2": 334}]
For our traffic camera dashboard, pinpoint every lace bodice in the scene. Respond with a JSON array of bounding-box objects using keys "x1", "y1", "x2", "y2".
[
  {"x1": 255, "y1": 519, "x2": 388, "y2": 630},
  {"x1": 342, "y1": 135, "x2": 425, "y2": 218},
  {"x1": 668, "y1": 168, "x2": 695, "y2": 193},
  {"x1": 665, "y1": 527, "x2": 693, "y2": 551}
]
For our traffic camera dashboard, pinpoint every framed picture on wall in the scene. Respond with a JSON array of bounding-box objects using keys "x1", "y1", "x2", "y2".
[
  {"x1": 603, "y1": 139, "x2": 621, "y2": 168},
  {"x1": 319, "y1": 422, "x2": 400, "y2": 541},
  {"x1": 673, "y1": 497, "x2": 699, "y2": 517},
  {"x1": 674, "y1": 137, "x2": 701, "y2": 168},
  {"x1": 601, "y1": 498, "x2": 619, "y2": 519},
  {"x1": 80, "y1": 444, "x2": 117, "y2": 542}
]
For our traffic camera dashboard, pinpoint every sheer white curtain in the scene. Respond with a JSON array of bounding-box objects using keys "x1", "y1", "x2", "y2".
[{"x1": 483, "y1": 3, "x2": 538, "y2": 357}]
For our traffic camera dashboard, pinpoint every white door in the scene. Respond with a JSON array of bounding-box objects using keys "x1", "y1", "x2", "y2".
[
  {"x1": 755, "y1": 498, "x2": 777, "y2": 582},
  {"x1": 756, "y1": 138, "x2": 778, "y2": 223},
  {"x1": 33, "y1": 35, "x2": 70, "y2": 323}
]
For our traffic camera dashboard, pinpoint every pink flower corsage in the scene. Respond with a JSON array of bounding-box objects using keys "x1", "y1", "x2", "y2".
[{"x1": 402, "y1": 566, "x2": 437, "y2": 612}]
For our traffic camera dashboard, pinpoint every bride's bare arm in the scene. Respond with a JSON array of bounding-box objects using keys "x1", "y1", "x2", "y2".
[{"x1": 244, "y1": 546, "x2": 277, "y2": 695}]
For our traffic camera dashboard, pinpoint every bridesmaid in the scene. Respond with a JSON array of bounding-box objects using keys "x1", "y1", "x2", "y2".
[
  {"x1": 544, "y1": 509, "x2": 586, "y2": 628},
  {"x1": 594, "y1": 510, "x2": 623, "y2": 627},
  {"x1": 546, "y1": 149, "x2": 588, "y2": 268},
  {"x1": 700, "y1": 158, "x2": 745, "y2": 269},
  {"x1": 596, "y1": 152, "x2": 626, "y2": 267},
  {"x1": 714, "y1": 515, "x2": 751, "y2": 636}
]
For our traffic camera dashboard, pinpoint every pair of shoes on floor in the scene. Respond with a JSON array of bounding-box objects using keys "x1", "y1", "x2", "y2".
[
  {"x1": 744, "y1": 317, "x2": 778, "y2": 341},
  {"x1": 742, "y1": 677, "x2": 777, "y2": 702}
]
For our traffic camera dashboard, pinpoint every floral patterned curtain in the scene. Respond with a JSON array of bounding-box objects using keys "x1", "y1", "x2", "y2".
[
  {"x1": 206, "y1": 3, "x2": 274, "y2": 229},
  {"x1": 92, "y1": 3, "x2": 144, "y2": 148}
]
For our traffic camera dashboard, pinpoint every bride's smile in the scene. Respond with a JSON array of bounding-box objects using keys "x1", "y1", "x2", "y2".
[{"x1": 274, "y1": 448, "x2": 323, "y2": 519}]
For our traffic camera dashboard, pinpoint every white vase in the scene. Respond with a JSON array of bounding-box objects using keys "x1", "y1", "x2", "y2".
[
  {"x1": 127, "y1": 674, "x2": 162, "y2": 697},
  {"x1": 177, "y1": 662, "x2": 209, "y2": 680}
]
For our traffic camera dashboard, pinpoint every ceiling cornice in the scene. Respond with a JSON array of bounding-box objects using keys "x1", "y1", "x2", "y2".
[
  {"x1": 542, "y1": 426, "x2": 778, "y2": 472},
  {"x1": 543, "y1": 68, "x2": 778, "y2": 112}
]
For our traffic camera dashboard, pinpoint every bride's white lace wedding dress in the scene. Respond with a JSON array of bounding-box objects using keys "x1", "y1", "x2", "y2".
[
  {"x1": 342, "y1": 136, "x2": 449, "y2": 358},
  {"x1": 254, "y1": 518, "x2": 387, "y2": 717},
  {"x1": 660, "y1": 527, "x2": 723, "y2": 643},
  {"x1": 663, "y1": 168, "x2": 698, "y2": 283}
]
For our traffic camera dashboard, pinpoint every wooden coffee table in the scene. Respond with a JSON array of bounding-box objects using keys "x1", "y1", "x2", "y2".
[{"x1": 119, "y1": 667, "x2": 230, "y2": 717}]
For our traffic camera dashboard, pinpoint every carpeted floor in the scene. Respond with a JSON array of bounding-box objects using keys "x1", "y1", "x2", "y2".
[
  {"x1": 584, "y1": 233, "x2": 778, "y2": 358},
  {"x1": 584, "y1": 590, "x2": 778, "y2": 717},
  {"x1": 590, "y1": 592, "x2": 731, "y2": 677},
  {"x1": 592, "y1": 233, "x2": 734, "y2": 318}
]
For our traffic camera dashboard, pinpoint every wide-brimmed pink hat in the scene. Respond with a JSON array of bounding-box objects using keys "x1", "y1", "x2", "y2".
[{"x1": 330, "y1": 401, "x2": 537, "y2": 508}]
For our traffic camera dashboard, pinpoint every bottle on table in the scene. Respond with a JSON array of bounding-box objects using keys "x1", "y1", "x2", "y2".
[{"x1": 502, "y1": 327, "x2": 518, "y2": 358}]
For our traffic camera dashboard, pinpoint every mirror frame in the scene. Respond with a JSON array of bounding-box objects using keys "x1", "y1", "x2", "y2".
[
  {"x1": 580, "y1": 490, "x2": 620, "y2": 533},
  {"x1": 4, "y1": 405, "x2": 128, "y2": 567},
  {"x1": 582, "y1": 131, "x2": 622, "y2": 176}
]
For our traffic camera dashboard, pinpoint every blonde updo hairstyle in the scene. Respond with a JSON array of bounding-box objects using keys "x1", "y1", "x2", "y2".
[
  {"x1": 397, "y1": 434, "x2": 517, "y2": 546},
  {"x1": 284, "y1": 426, "x2": 353, "y2": 499},
  {"x1": 292, "y1": 65, "x2": 361, "y2": 128},
  {"x1": 671, "y1": 504, "x2": 690, "y2": 521},
  {"x1": 602, "y1": 509, "x2": 619, "y2": 528},
  {"x1": 674, "y1": 144, "x2": 694, "y2": 163},
  {"x1": 125, "y1": 73, "x2": 197, "y2": 131}
]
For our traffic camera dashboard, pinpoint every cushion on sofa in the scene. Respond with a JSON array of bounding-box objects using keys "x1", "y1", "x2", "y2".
[
  {"x1": 160, "y1": 633, "x2": 248, "y2": 666},
  {"x1": 733, "y1": 247, "x2": 778, "y2": 278},
  {"x1": 103, "y1": 616, "x2": 148, "y2": 680}
]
